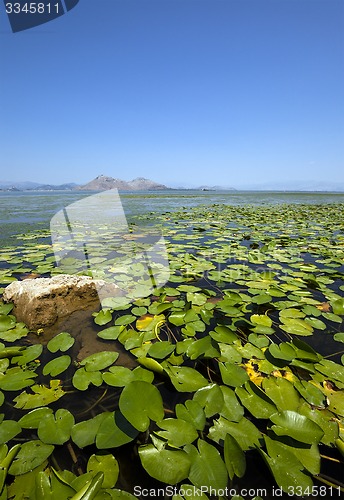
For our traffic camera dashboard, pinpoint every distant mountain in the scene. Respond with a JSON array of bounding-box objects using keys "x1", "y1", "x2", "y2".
[
  {"x1": 198, "y1": 185, "x2": 236, "y2": 191},
  {"x1": 0, "y1": 180, "x2": 42, "y2": 190},
  {"x1": 31, "y1": 183, "x2": 78, "y2": 191},
  {"x1": 77, "y1": 175, "x2": 168, "y2": 191},
  {"x1": 0, "y1": 181, "x2": 77, "y2": 191}
]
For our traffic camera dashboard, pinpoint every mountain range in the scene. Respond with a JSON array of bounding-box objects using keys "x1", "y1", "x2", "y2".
[
  {"x1": 1, "y1": 176, "x2": 343, "y2": 192},
  {"x1": 76, "y1": 175, "x2": 168, "y2": 191},
  {"x1": 0, "y1": 176, "x2": 167, "y2": 192}
]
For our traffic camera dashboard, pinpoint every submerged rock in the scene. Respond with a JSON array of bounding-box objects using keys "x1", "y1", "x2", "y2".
[{"x1": 3, "y1": 274, "x2": 120, "y2": 330}]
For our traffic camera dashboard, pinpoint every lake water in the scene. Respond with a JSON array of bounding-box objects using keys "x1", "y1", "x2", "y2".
[{"x1": 1, "y1": 189, "x2": 344, "y2": 245}]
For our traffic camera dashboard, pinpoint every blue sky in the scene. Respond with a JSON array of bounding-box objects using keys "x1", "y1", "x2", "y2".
[{"x1": 0, "y1": 0, "x2": 343, "y2": 188}]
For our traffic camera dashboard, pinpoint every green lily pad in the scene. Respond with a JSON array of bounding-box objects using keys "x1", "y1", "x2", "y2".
[
  {"x1": 270, "y1": 410, "x2": 324, "y2": 444},
  {"x1": 236, "y1": 381, "x2": 277, "y2": 419},
  {"x1": 12, "y1": 344, "x2": 43, "y2": 366},
  {"x1": 9, "y1": 440, "x2": 54, "y2": 475},
  {"x1": 165, "y1": 366, "x2": 208, "y2": 392},
  {"x1": 331, "y1": 298, "x2": 344, "y2": 315},
  {"x1": 71, "y1": 413, "x2": 108, "y2": 449},
  {"x1": 260, "y1": 435, "x2": 313, "y2": 493},
  {"x1": 18, "y1": 408, "x2": 54, "y2": 429},
  {"x1": 262, "y1": 378, "x2": 300, "y2": 412},
  {"x1": 38, "y1": 409, "x2": 75, "y2": 445},
  {"x1": 72, "y1": 368, "x2": 103, "y2": 391},
  {"x1": 87, "y1": 454, "x2": 119, "y2": 489},
  {"x1": 0, "y1": 314, "x2": 16, "y2": 332},
  {"x1": 94, "y1": 309, "x2": 113, "y2": 326},
  {"x1": 96, "y1": 411, "x2": 139, "y2": 449},
  {"x1": 0, "y1": 322, "x2": 29, "y2": 342},
  {"x1": 47, "y1": 332, "x2": 75, "y2": 353},
  {"x1": 219, "y1": 363, "x2": 249, "y2": 387},
  {"x1": 42, "y1": 355, "x2": 71, "y2": 377},
  {"x1": 139, "y1": 444, "x2": 191, "y2": 485},
  {"x1": 13, "y1": 381, "x2": 65, "y2": 409},
  {"x1": 148, "y1": 341, "x2": 175, "y2": 359},
  {"x1": 0, "y1": 420, "x2": 22, "y2": 444},
  {"x1": 119, "y1": 381, "x2": 164, "y2": 432},
  {"x1": 224, "y1": 434, "x2": 246, "y2": 480},
  {"x1": 0, "y1": 368, "x2": 38, "y2": 391},
  {"x1": 80, "y1": 351, "x2": 119, "y2": 372},
  {"x1": 193, "y1": 384, "x2": 224, "y2": 418},
  {"x1": 155, "y1": 418, "x2": 198, "y2": 447},
  {"x1": 103, "y1": 366, "x2": 154, "y2": 387},
  {"x1": 185, "y1": 439, "x2": 228, "y2": 492},
  {"x1": 175, "y1": 400, "x2": 206, "y2": 431},
  {"x1": 209, "y1": 416, "x2": 261, "y2": 450}
]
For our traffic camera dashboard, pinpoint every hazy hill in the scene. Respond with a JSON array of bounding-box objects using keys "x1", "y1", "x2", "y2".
[{"x1": 77, "y1": 175, "x2": 168, "y2": 191}]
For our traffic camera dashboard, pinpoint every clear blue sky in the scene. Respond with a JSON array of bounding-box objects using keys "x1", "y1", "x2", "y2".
[{"x1": 0, "y1": 0, "x2": 343, "y2": 188}]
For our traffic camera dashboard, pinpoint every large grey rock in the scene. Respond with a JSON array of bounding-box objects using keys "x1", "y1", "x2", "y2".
[{"x1": 3, "y1": 274, "x2": 120, "y2": 330}]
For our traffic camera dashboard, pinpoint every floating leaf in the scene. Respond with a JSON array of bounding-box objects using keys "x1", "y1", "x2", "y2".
[
  {"x1": 219, "y1": 363, "x2": 249, "y2": 387},
  {"x1": 14, "y1": 380, "x2": 65, "y2": 409},
  {"x1": 87, "y1": 454, "x2": 119, "y2": 489},
  {"x1": 12, "y1": 344, "x2": 43, "y2": 366},
  {"x1": 250, "y1": 314, "x2": 272, "y2": 327},
  {"x1": 139, "y1": 444, "x2": 190, "y2": 485},
  {"x1": 42, "y1": 355, "x2": 71, "y2": 376},
  {"x1": 270, "y1": 411, "x2": 324, "y2": 444},
  {"x1": 18, "y1": 408, "x2": 54, "y2": 429},
  {"x1": 236, "y1": 381, "x2": 277, "y2": 419},
  {"x1": 148, "y1": 341, "x2": 175, "y2": 359},
  {"x1": 263, "y1": 377, "x2": 300, "y2": 412},
  {"x1": 0, "y1": 322, "x2": 29, "y2": 342},
  {"x1": 103, "y1": 366, "x2": 154, "y2": 387},
  {"x1": 119, "y1": 381, "x2": 164, "y2": 432},
  {"x1": 96, "y1": 411, "x2": 139, "y2": 449},
  {"x1": 193, "y1": 384, "x2": 224, "y2": 418},
  {"x1": 0, "y1": 315, "x2": 16, "y2": 332},
  {"x1": 224, "y1": 434, "x2": 246, "y2": 480},
  {"x1": 165, "y1": 366, "x2": 208, "y2": 393},
  {"x1": 9, "y1": 440, "x2": 54, "y2": 475},
  {"x1": 94, "y1": 309, "x2": 113, "y2": 326},
  {"x1": 0, "y1": 368, "x2": 38, "y2": 391},
  {"x1": 331, "y1": 298, "x2": 344, "y2": 315},
  {"x1": 260, "y1": 435, "x2": 313, "y2": 493},
  {"x1": 80, "y1": 351, "x2": 119, "y2": 372},
  {"x1": 175, "y1": 400, "x2": 206, "y2": 431},
  {"x1": 209, "y1": 416, "x2": 261, "y2": 450},
  {"x1": 0, "y1": 420, "x2": 22, "y2": 444},
  {"x1": 38, "y1": 409, "x2": 75, "y2": 445},
  {"x1": 155, "y1": 418, "x2": 198, "y2": 447},
  {"x1": 47, "y1": 332, "x2": 75, "y2": 353},
  {"x1": 72, "y1": 368, "x2": 103, "y2": 391},
  {"x1": 185, "y1": 439, "x2": 228, "y2": 492}
]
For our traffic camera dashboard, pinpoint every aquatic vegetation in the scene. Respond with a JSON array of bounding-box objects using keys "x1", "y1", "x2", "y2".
[{"x1": 0, "y1": 202, "x2": 343, "y2": 498}]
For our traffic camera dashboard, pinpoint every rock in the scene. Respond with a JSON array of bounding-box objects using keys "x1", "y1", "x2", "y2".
[{"x1": 3, "y1": 274, "x2": 121, "y2": 330}]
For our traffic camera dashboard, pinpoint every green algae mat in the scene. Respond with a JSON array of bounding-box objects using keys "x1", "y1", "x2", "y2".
[{"x1": 0, "y1": 202, "x2": 343, "y2": 499}]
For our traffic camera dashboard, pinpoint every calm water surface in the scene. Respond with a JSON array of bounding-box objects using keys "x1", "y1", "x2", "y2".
[{"x1": 1, "y1": 189, "x2": 344, "y2": 245}]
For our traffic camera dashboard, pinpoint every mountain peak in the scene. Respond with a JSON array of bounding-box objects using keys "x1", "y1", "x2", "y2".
[{"x1": 77, "y1": 176, "x2": 168, "y2": 191}]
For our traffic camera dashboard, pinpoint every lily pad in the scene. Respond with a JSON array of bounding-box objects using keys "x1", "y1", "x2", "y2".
[
  {"x1": 9, "y1": 440, "x2": 54, "y2": 475},
  {"x1": 80, "y1": 351, "x2": 119, "y2": 372},
  {"x1": 47, "y1": 332, "x2": 75, "y2": 353},
  {"x1": 139, "y1": 444, "x2": 191, "y2": 485},
  {"x1": 270, "y1": 410, "x2": 324, "y2": 444},
  {"x1": 42, "y1": 355, "x2": 71, "y2": 377},
  {"x1": 185, "y1": 439, "x2": 228, "y2": 492},
  {"x1": 119, "y1": 381, "x2": 164, "y2": 432},
  {"x1": 38, "y1": 409, "x2": 75, "y2": 445}
]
